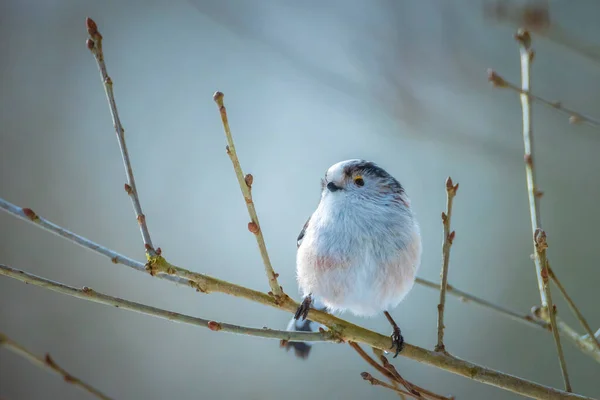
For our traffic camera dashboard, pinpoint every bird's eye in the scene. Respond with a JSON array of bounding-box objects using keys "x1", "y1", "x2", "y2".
[{"x1": 354, "y1": 176, "x2": 365, "y2": 187}]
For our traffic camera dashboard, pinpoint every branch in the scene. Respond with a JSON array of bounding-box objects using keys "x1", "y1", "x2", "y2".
[
  {"x1": 1, "y1": 197, "x2": 597, "y2": 398},
  {"x1": 213, "y1": 91, "x2": 283, "y2": 297},
  {"x1": 417, "y1": 276, "x2": 600, "y2": 363},
  {"x1": 361, "y1": 372, "x2": 415, "y2": 399},
  {"x1": 0, "y1": 332, "x2": 112, "y2": 400},
  {"x1": 0, "y1": 264, "x2": 332, "y2": 343},
  {"x1": 349, "y1": 342, "x2": 416, "y2": 398},
  {"x1": 487, "y1": 69, "x2": 600, "y2": 129},
  {"x1": 350, "y1": 342, "x2": 451, "y2": 400},
  {"x1": 547, "y1": 266, "x2": 600, "y2": 351},
  {"x1": 516, "y1": 28, "x2": 571, "y2": 392},
  {"x1": 85, "y1": 18, "x2": 157, "y2": 257},
  {"x1": 436, "y1": 177, "x2": 458, "y2": 353}
]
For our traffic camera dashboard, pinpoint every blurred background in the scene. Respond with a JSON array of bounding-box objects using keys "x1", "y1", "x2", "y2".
[{"x1": 1, "y1": 0, "x2": 600, "y2": 399}]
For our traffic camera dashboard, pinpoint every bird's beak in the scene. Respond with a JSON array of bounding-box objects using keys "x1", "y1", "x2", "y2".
[{"x1": 326, "y1": 182, "x2": 341, "y2": 192}]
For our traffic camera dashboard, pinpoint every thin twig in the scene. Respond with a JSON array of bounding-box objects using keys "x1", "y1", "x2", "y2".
[
  {"x1": 213, "y1": 91, "x2": 283, "y2": 297},
  {"x1": 85, "y1": 17, "x2": 157, "y2": 258},
  {"x1": 547, "y1": 265, "x2": 600, "y2": 351},
  {"x1": 380, "y1": 355, "x2": 452, "y2": 400},
  {"x1": 417, "y1": 277, "x2": 549, "y2": 330},
  {"x1": 531, "y1": 307, "x2": 600, "y2": 363},
  {"x1": 516, "y1": 28, "x2": 571, "y2": 392},
  {"x1": 0, "y1": 198, "x2": 186, "y2": 287},
  {"x1": 534, "y1": 231, "x2": 571, "y2": 390},
  {"x1": 0, "y1": 197, "x2": 597, "y2": 398},
  {"x1": 0, "y1": 264, "x2": 332, "y2": 343},
  {"x1": 349, "y1": 342, "x2": 421, "y2": 399},
  {"x1": 0, "y1": 332, "x2": 112, "y2": 400},
  {"x1": 436, "y1": 177, "x2": 458, "y2": 353},
  {"x1": 487, "y1": 69, "x2": 600, "y2": 129},
  {"x1": 361, "y1": 373, "x2": 415, "y2": 398}
]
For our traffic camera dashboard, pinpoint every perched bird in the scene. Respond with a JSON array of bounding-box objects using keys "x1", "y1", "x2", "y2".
[{"x1": 282, "y1": 159, "x2": 422, "y2": 359}]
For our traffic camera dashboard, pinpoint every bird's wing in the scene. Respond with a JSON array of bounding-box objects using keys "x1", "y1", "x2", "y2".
[{"x1": 297, "y1": 216, "x2": 311, "y2": 248}]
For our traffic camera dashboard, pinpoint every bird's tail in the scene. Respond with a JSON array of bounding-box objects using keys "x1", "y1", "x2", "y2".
[{"x1": 281, "y1": 297, "x2": 327, "y2": 359}]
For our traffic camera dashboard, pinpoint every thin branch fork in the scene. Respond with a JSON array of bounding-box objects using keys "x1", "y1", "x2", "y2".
[
  {"x1": 516, "y1": 28, "x2": 571, "y2": 392},
  {"x1": 350, "y1": 342, "x2": 452, "y2": 400},
  {"x1": 436, "y1": 177, "x2": 458, "y2": 353},
  {"x1": 547, "y1": 266, "x2": 600, "y2": 351},
  {"x1": 487, "y1": 69, "x2": 600, "y2": 129},
  {"x1": 213, "y1": 91, "x2": 283, "y2": 297},
  {"x1": 85, "y1": 18, "x2": 157, "y2": 258},
  {"x1": 0, "y1": 332, "x2": 112, "y2": 400}
]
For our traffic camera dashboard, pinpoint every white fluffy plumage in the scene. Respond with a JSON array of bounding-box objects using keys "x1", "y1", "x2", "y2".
[{"x1": 283, "y1": 159, "x2": 422, "y2": 359}]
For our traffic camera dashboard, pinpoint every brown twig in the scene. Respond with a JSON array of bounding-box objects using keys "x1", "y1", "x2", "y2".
[
  {"x1": 380, "y1": 355, "x2": 452, "y2": 400},
  {"x1": 350, "y1": 342, "x2": 421, "y2": 399},
  {"x1": 487, "y1": 69, "x2": 600, "y2": 129},
  {"x1": 436, "y1": 177, "x2": 458, "y2": 353},
  {"x1": 0, "y1": 332, "x2": 112, "y2": 400},
  {"x1": 361, "y1": 372, "x2": 415, "y2": 398},
  {"x1": 213, "y1": 91, "x2": 283, "y2": 297},
  {"x1": 350, "y1": 342, "x2": 452, "y2": 400},
  {"x1": 85, "y1": 17, "x2": 157, "y2": 258},
  {"x1": 516, "y1": 28, "x2": 571, "y2": 392},
  {"x1": 547, "y1": 266, "x2": 600, "y2": 351}
]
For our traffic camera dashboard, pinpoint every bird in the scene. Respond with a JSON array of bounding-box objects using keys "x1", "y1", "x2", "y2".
[{"x1": 282, "y1": 159, "x2": 422, "y2": 359}]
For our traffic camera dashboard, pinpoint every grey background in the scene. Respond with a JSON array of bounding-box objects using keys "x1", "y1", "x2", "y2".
[{"x1": 1, "y1": 1, "x2": 600, "y2": 399}]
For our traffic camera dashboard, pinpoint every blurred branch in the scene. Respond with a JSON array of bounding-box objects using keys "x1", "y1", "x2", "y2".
[
  {"x1": 516, "y1": 29, "x2": 571, "y2": 392},
  {"x1": 213, "y1": 91, "x2": 283, "y2": 297},
  {"x1": 484, "y1": 0, "x2": 600, "y2": 69},
  {"x1": 436, "y1": 177, "x2": 458, "y2": 353},
  {"x1": 0, "y1": 264, "x2": 332, "y2": 344},
  {"x1": 487, "y1": 69, "x2": 600, "y2": 129},
  {"x1": 0, "y1": 332, "x2": 112, "y2": 400},
  {"x1": 85, "y1": 18, "x2": 157, "y2": 258},
  {"x1": 548, "y1": 266, "x2": 600, "y2": 351}
]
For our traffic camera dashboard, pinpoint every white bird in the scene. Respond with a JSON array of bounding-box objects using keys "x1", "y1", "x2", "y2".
[{"x1": 283, "y1": 159, "x2": 422, "y2": 359}]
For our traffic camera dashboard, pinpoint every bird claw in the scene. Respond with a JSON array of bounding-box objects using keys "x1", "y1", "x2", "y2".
[
  {"x1": 390, "y1": 325, "x2": 404, "y2": 358},
  {"x1": 294, "y1": 295, "x2": 312, "y2": 321}
]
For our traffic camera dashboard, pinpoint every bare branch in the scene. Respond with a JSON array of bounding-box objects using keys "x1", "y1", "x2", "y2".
[
  {"x1": 213, "y1": 91, "x2": 283, "y2": 297},
  {"x1": 0, "y1": 198, "x2": 186, "y2": 287},
  {"x1": 436, "y1": 177, "x2": 459, "y2": 353},
  {"x1": 487, "y1": 69, "x2": 600, "y2": 129},
  {"x1": 417, "y1": 276, "x2": 600, "y2": 363},
  {"x1": 516, "y1": 28, "x2": 571, "y2": 392},
  {"x1": 0, "y1": 196, "x2": 597, "y2": 398},
  {"x1": 0, "y1": 332, "x2": 112, "y2": 400},
  {"x1": 547, "y1": 266, "x2": 600, "y2": 351},
  {"x1": 85, "y1": 17, "x2": 157, "y2": 257},
  {"x1": 0, "y1": 264, "x2": 332, "y2": 343},
  {"x1": 360, "y1": 372, "x2": 415, "y2": 398}
]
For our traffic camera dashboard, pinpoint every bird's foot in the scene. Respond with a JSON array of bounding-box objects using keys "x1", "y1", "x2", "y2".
[
  {"x1": 294, "y1": 294, "x2": 312, "y2": 321},
  {"x1": 384, "y1": 310, "x2": 404, "y2": 358},
  {"x1": 390, "y1": 325, "x2": 404, "y2": 358}
]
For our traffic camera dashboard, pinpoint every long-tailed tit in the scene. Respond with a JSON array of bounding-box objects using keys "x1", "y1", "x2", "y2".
[{"x1": 282, "y1": 159, "x2": 422, "y2": 359}]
